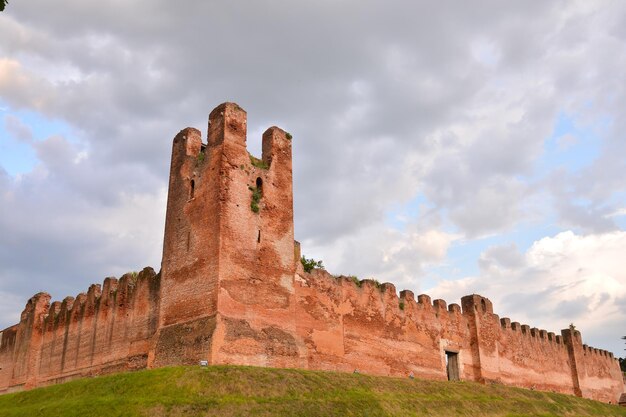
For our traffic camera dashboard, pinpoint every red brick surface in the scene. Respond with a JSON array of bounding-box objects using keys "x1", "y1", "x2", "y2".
[
  {"x1": 1, "y1": 268, "x2": 159, "y2": 391},
  {"x1": 0, "y1": 103, "x2": 623, "y2": 403}
]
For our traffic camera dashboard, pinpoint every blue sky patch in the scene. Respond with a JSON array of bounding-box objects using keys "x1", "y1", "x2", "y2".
[
  {"x1": 0, "y1": 102, "x2": 75, "y2": 176},
  {"x1": 538, "y1": 111, "x2": 607, "y2": 176}
]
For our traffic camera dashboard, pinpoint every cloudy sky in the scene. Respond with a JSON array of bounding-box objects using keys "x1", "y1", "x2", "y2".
[{"x1": 1, "y1": 1, "x2": 625, "y2": 355}]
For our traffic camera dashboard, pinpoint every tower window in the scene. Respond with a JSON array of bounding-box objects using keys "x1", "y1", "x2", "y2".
[
  {"x1": 256, "y1": 177, "x2": 263, "y2": 194},
  {"x1": 190, "y1": 179, "x2": 195, "y2": 199}
]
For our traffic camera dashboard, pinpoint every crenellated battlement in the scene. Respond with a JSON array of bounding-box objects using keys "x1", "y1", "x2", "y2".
[
  {"x1": 0, "y1": 268, "x2": 160, "y2": 390},
  {"x1": 36, "y1": 268, "x2": 159, "y2": 333},
  {"x1": 294, "y1": 262, "x2": 622, "y2": 401},
  {"x1": 0, "y1": 102, "x2": 622, "y2": 403}
]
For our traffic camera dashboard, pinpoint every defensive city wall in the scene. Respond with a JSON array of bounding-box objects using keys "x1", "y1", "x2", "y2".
[{"x1": 0, "y1": 103, "x2": 623, "y2": 403}]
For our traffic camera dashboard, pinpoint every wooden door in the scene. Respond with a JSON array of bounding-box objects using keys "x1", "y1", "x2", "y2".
[{"x1": 446, "y1": 351, "x2": 460, "y2": 381}]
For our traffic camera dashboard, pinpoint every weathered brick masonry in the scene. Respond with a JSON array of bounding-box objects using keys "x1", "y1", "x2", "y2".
[{"x1": 1, "y1": 103, "x2": 624, "y2": 403}]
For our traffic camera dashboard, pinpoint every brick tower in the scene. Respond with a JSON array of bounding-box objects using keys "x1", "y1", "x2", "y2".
[{"x1": 150, "y1": 102, "x2": 304, "y2": 367}]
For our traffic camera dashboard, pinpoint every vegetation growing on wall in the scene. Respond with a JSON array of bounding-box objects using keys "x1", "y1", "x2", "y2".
[
  {"x1": 370, "y1": 278, "x2": 382, "y2": 290},
  {"x1": 301, "y1": 256, "x2": 324, "y2": 273},
  {"x1": 249, "y1": 154, "x2": 268, "y2": 170},
  {"x1": 346, "y1": 275, "x2": 362, "y2": 287},
  {"x1": 249, "y1": 186, "x2": 261, "y2": 213}
]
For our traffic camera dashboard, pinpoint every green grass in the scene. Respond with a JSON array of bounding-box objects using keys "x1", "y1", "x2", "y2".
[{"x1": 0, "y1": 366, "x2": 624, "y2": 417}]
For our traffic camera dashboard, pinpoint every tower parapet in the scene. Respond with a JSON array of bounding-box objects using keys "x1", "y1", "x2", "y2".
[{"x1": 153, "y1": 102, "x2": 300, "y2": 367}]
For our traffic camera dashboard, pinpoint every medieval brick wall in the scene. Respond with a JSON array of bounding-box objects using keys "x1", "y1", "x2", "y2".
[
  {"x1": 0, "y1": 102, "x2": 623, "y2": 404},
  {"x1": 496, "y1": 319, "x2": 575, "y2": 395},
  {"x1": 0, "y1": 268, "x2": 159, "y2": 391},
  {"x1": 295, "y1": 268, "x2": 472, "y2": 380},
  {"x1": 293, "y1": 268, "x2": 623, "y2": 402},
  {"x1": 575, "y1": 336, "x2": 625, "y2": 402}
]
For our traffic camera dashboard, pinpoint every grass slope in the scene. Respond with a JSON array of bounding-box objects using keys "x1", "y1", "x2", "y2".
[{"x1": 0, "y1": 366, "x2": 624, "y2": 417}]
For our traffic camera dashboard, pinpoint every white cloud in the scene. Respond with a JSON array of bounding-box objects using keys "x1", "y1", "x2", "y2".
[
  {"x1": 303, "y1": 221, "x2": 458, "y2": 293},
  {"x1": 428, "y1": 231, "x2": 626, "y2": 354},
  {"x1": 0, "y1": 59, "x2": 55, "y2": 110}
]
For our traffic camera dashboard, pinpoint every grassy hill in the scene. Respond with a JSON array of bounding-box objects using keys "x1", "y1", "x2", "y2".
[{"x1": 0, "y1": 366, "x2": 624, "y2": 417}]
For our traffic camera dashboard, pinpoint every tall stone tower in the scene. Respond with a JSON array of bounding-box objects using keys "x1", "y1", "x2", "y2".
[{"x1": 150, "y1": 102, "x2": 303, "y2": 367}]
